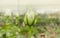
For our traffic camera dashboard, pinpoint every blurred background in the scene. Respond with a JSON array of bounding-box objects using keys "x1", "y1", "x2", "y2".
[{"x1": 0, "y1": 0, "x2": 60, "y2": 15}]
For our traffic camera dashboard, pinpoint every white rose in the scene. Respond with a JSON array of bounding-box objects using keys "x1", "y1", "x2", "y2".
[{"x1": 24, "y1": 9, "x2": 38, "y2": 26}]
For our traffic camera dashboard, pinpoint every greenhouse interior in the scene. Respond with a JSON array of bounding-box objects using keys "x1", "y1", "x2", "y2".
[{"x1": 0, "y1": 0, "x2": 60, "y2": 38}]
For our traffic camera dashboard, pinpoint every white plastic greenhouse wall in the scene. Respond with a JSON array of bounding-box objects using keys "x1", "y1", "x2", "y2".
[{"x1": 0, "y1": 0, "x2": 60, "y2": 15}]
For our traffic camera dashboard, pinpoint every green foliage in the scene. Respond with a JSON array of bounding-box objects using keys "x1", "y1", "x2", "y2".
[
  {"x1": 56, "y1": 27, "x2": 60, "y2": 33},
  {"x1": 0, "y1": 9, "x2": 60, "y2": 38}
]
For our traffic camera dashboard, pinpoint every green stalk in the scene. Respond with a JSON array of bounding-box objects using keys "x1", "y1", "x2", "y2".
[{"x1": 28, "y1": 27, "x2": 31, "y2": 38}]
